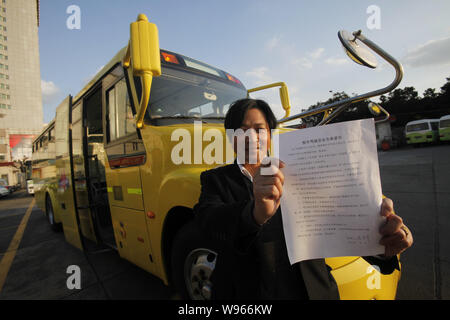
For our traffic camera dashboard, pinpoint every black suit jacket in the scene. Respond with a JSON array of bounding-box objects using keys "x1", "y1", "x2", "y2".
[
  {"x1": 193, "y1": 162, "x2": 341, "y2": 300},
  {"x1": 193, "y1": 162, "x2": 399, "y2": 300}
]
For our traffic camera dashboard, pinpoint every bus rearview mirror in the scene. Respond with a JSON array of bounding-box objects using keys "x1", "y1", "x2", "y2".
[
  {"x1": 338, "y1": 30, "x2": 377, "y2": 69},
  {"x1": 368, "y1": 102, "x2": 390, "y2": 123},
  {"x1": 247, "y1": 82, "x2": 291, "y2": 119},
  {"x1": 368, "y1": 102, "x2": 381, "y2": 116},
  {"x1": 279, "y1": 85, "x2": 291, "y2": 118},
  {"x1": 130, "y1": 14, "x2": 161, "y2": 77},
  {"x1": 129, "y1": 14, "x2": 162, "y2": 129}
]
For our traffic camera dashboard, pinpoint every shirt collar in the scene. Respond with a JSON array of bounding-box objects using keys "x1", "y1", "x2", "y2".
[{"x1": 237, "y1": 162, "x2": 254, "y2": 183}]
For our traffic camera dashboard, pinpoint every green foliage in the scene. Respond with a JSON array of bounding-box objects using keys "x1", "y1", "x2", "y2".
[{"x1": 379, "y1": 76, "x2": 450, "y2": 126}]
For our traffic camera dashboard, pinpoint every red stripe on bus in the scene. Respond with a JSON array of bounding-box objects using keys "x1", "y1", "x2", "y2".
[{"x1": 108, "y1": 155, "x2": 145, "y2": 168}]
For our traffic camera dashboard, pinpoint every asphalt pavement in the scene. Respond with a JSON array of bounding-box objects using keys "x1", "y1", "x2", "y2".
[
  {"x1": 0, "y1": 190, "x2": 172, "y2": 300},
  {"x1": 378, "y1": 143, "x2": 450, "y2": 299}
]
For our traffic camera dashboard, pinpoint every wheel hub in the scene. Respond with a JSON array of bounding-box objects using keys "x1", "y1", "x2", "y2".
[{"x1": 184, "y1": 248, "x2": 217, "y2": 300}]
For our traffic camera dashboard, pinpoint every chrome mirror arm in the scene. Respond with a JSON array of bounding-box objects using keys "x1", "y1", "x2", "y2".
[{"x1": 278, "y1": 30, "x2": 403, "y2": 126}]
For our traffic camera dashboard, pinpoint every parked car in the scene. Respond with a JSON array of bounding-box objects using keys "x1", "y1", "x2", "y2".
[
  {"x1": 0, "y1": 185, "x2": 9, "y2": 198},
  {"x1": 0, "y1": 178, "x2": 12, "y2": 194}
]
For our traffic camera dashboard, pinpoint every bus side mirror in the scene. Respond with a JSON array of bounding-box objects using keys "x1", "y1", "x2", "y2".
[
  {"x1": 368, "y1": 102, "x2": 390, "y2": 123},
  {"x1": 130, "y1": 14, "x2": 161, "y2": 77},
  {"x1": 368, "y1": 102, "x2": 381, "y2": 116},
  {"x1": 129, "y1": 14, "x2": 162, "y2": 129},
  {"x1": 279, "y1": 85, "x2": 291, "y2": 118},
  {"x1": 248, "y1": 82, "x2": 291, "y2": 119},
  {"x1": 338, "y1": 30, "x2": 377, "y2": 69}
]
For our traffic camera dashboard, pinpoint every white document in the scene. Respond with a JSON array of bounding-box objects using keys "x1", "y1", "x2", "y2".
[{"x1": 274, "y1": 118, "x2": 385, "y2": 264}]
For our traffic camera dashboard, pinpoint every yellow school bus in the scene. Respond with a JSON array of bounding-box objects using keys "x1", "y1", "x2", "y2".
[{"x1": 33, "y1": 14, "x2": 402, "y2": 300}]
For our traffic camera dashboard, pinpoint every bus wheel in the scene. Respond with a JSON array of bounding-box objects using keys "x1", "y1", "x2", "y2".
[
  {"x1": 46, "y1": 196, "x2": 62, "y2": 232},
  {"x1": 171, "y1": 221, "x2": 218, "y2": 300}
]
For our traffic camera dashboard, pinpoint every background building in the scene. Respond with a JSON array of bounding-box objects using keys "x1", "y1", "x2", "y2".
[{"x1": 0, "y1": 0, "x2": 43, "y2": 188}]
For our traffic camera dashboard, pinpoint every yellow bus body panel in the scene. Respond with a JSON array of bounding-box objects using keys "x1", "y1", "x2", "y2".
[
  {"x1": 328, "y1": 257, "x2": 400, "y2": 300},
  {"x1": 110, "y1": 205, "x2": 155, "y2": 273}
]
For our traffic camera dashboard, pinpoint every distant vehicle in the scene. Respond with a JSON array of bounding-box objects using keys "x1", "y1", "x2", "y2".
[
  {"x1": 439, "y1": 115, "x2": 450, "y2": 142},
  {"x1": 0, "y1": 185, "x2": 8, "y2": 198},
  {"x1": 24, "y1": 160, "x2": 34, "y2": 194},
  {"x1": 0, "y1": 178, "x2": 12, "y2": 194},
  {"x1": 27, "y1": 179, "x2": 34, "y2": 195},
  {"x1": 405, "y1": 119, "x2": 440, "y2": 146}
]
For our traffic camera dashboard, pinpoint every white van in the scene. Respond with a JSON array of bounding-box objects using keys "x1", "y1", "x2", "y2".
[
  {"x1": 439, "y1": 115, "x2": 450, "y2": 142},
  {"x1": 26, "y1": 179, "x2": 34, "y2": 195},
  {"x1": 405, "y1": 119, "x2": 440, "y2": 145}
]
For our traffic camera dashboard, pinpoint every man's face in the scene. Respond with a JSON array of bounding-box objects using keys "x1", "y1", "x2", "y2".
[{"x1": 234, "y1": 108, "x2": 270, "y2": 165}]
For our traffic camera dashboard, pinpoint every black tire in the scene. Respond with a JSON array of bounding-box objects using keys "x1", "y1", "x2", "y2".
[
  {"x1": 46, "y1": 195, "x2": 62, "y2": 232},
  {"x1": 171, "y1": 221, "x2": 218, "y2": 300}
]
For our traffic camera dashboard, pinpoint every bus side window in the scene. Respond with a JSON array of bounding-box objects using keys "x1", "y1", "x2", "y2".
[
  {"x1": 431, "y1": 122, "x2": 439, "y2": 131},
  {"x1": 107, "y1": 79, "x2": 136, "y2": 142}
]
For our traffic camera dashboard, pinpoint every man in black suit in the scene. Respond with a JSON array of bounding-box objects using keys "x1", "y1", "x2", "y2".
[{"x1": 193, "y1": 98, "x2": 413, "y2": 299}]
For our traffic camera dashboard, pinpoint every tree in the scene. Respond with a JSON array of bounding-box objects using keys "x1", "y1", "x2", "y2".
[
  {"x1": 303, "y1": 91, "x2": 372, "y2": 126},
  {"x1": 440, "y1": 77, "x2": 450, "y2": 104},
  {"x1": 440, "y1": 77, "x2": 450, "y2": 96},
  {"x1": 387, "y1": 86, "x2": 419, "y2": 103},
  {"x1": 378, "y1": 77, "x2": 450, "y2": 127},
  {"x1": 423, "y1": 88, "x2": 438, "y2": 99}
]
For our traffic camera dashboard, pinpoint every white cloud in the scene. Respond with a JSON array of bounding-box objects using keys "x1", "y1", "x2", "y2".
[
  {"x1": 245, "y1": 66, "x2": 273, "y2": 85},
  {"x1": 41, "y1": 80, "x2": 61, "y2": 104},
  {"x1": 403, "y1": 37, "x2": 450, "y2": 68},
  {"x1": 309, "y1": 48, "x2": 324, "y2": 60},
  {"x1": 324, "y1": 57, "x2": 349, "y2": 66},
  {"x1": 289, "y1": 48, "x2": 324, "y2": 71},
  {"x1": 265, "y1": 36, "x2": 280, "y2": 51},
  {"x1": 293, "y1": 57, "x2": 313, "y2": 70}
]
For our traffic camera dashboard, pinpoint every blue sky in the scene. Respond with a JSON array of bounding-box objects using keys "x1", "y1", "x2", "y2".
[{"x1": 39, "y1": 0, "x2": 450, "y2": 123}]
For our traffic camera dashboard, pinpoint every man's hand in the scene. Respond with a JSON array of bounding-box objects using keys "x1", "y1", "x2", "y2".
[
  {"x1": 252, "y1": 158, "x2": 285, "y2": 225},
  {"x1": 379, "y1": 197, "x2": 413, "y2": 257}
]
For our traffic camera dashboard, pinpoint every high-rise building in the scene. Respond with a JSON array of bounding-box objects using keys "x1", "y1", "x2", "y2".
[{"x1": 0, "y1": 0, "x2": 43, "y2": 188}]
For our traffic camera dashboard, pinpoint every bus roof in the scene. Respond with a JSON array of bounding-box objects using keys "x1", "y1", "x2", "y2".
[
  {"x1": 73, "y1": 46, "x2": 128, "y2": 103},
  {"x1": 33, "y1": 119, "x2": 56, "y2": 144},
  {"x1": 406, "y1": 119, "x2": 440, "y2": 125},
  {"x1": 73, "y1": 46, "x2": 245, "y2": 103}
]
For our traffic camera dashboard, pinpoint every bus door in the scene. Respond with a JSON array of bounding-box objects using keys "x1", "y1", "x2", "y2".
[
  {"x1": 103, "y1": 65, "x2": 155, "y2": 273},
  {"x1": 72, "y1": 87, "x2": 111, "y2": 244},
  {"x1": 54, "y1": 95, "x2": 83, "y2": 250},
  {"x1": 83, "y1": 85, "x2": 115, "y2": 247}
]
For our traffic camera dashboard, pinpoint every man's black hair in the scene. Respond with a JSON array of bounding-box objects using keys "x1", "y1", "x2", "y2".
[{"x1": 224, "y1": 98, "x2": 277, "y2": 130}]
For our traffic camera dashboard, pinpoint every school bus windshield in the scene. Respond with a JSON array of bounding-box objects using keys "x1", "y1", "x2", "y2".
[
  {"x1": 440, "y1": 119, "x2": 450, "y2": 128},
  {"x1": 406, "y1": 123, "x2": 429, "y2": 132},
  {"x1": 137, "y1": 65, "x2": 247, "y2": 125}
]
